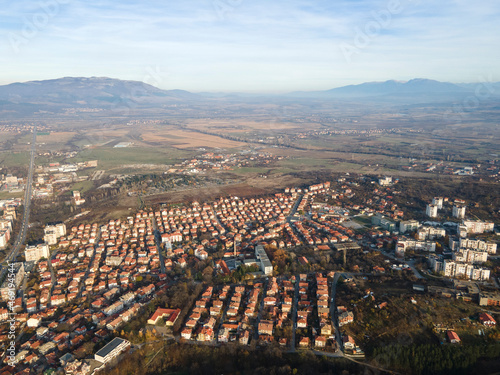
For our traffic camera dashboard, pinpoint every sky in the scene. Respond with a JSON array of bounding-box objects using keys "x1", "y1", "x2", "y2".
[{"x1": 1, "y1": 0, "x2": 499, "y2": 92}]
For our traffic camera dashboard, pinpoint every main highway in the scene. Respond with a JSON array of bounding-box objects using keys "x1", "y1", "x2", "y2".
[{"x1": 0, "y1": 126, "x2": 37, "y2": 276}]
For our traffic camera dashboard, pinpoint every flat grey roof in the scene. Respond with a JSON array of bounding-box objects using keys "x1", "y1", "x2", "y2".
[{"x1": 95, "y1": 337, "x2": 128, "y2": 359}]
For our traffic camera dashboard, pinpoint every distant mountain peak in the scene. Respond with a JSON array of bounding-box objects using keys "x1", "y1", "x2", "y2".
[
  {"x1": 0, "y1": 76, "x2": 200, "y2": 113},
  {"x1": 289, "y1": 78, "x2": 474, "y2": 100}
]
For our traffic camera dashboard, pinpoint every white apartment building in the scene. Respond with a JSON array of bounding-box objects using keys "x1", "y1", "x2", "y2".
[
  {"x1": 397, "y1": 238, "x2": 436, "y2": 252},
  {"x1": 432, "y1": 197, "x2": 444, "y2": 209},
  {"x1": 417, "y1": 226, "x2": 446, "y2": 240},
  {"x1": 399, "y1": 220, "x2": 420, "y2": 233},
  {"x1": 0, "y1": 228, "x2": 11, "y2": 249},
  {"x1": 0, "y1": 263, "x2": 25, "y2": 301},
  {"x1": 25, "y1": 243, "x2": 50, "y2": 262},
  {"x1": 463, "y1": 220, "x2": 494, "y2": 234},
  {"x1": 95, "y1": 338, "x2": 131, "y2": 364},
  {"x1": 459, "y1": 238, "x2": 497, "y2": 255},
  {"x1": 443, "y1": 260, "x2": 490, "y2": 280},
  {"x1": 43, "y1": 223, "x2": 67, "y2": 245},
  {"x1": 0, "y1": 219, "x2": 12, "y2": 231},
  {"x1": 457, "y1": 225, "x2": 468, "y2": 238},
  {"x1": 452, "y1": 249, "x2": 488, "y2": 264},
  {"x1": 426, "y1": 204, "x2": 438, "y2": 218},
  {"x1": 255, "y1": 244, "x2": 273, "y2": 275},
  {"x1": 452, "y1": 205, "x2": 466, "y2": 219}
]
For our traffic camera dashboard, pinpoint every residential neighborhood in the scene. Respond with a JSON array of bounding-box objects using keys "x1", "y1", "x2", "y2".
[{"x1": 0, "y1": 177, "x2": 498, "y2": 374}]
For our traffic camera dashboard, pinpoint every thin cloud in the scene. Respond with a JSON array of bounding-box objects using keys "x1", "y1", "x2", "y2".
[{"x1": 0, "y1": 0, "x2": 499, "y2": 91}]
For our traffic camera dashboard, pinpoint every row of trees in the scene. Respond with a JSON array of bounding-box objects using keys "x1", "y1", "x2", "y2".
[
  {"x1": 372, "y1": 342, "x2": 500, "y2": 375},
  {"x1": 100, "y1": 342, "x2": 365, "y2": 375}
]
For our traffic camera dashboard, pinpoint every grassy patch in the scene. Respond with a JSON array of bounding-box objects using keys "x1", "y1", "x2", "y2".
[
  {"x1": 0, "y1": 191, "x2": 24, "y2": 199},
  {"x1": 68, "y1": 180, "x2": 94, "y2": 194},
  {"x1": 0, "y1": 152, "x2": 30, "y2": 167}
]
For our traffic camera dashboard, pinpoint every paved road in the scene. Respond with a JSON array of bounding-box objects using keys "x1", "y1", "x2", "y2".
[
  {"x1": 286, "y1": 194, "x2": 303, "y2": 224},
  {"x1": 151, "y1": 217, "x2": 166, "y2": 274},
  {"x1": 290, "y1": 275, "x2": 301, "y2": 352},
  {"x1": 253, "y1": 278, "x2": 269, "y2": 342},
  {"x1": 218, "y1": 286, "x2": 234, "y2": 340},
  {"x1": 77, "y1": 228, "x2": 101, "y2": 299},
  {"x1": 0, "y1": 126, "x2": 37, "y2": 274},
  {"x1": 330, "y1": 272, "x2": 343, "y2": 354}
]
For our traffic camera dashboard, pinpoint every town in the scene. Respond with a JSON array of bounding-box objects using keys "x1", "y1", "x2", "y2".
[{"x1": 0, "y1": 176, "x2": 499, "y2": 374}]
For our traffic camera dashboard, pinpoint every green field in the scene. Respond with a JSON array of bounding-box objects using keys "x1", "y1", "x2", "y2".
[
  {"x1": 69, "y1": 180, "x2": 94, "y2": 194},
  {"x1": 0, "y1": 151, "x2": 30, "y2": 167},
  {"x1": 70, "y1": 146, "x2": 192, "y2": 170}
]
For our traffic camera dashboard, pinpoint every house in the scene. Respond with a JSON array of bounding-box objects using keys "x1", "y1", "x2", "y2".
[
  {"x1": 258, "y1": 320, "x2": 273, "y2": 336},
  {"x1": 218, "y1": 328, "x2": 230, "y2": 343},
  {"x1": 447, "y1": 331, "x2": 460, "y2": 344},
  {"x1": 197, "y1": 327, "x2": 214, "y2": 342},
  {"x1": 297, "y1": 318, "x2": 307, "y2": 328},
  {"x1": 320, "y1": 324, "x2": 332, "y2": 337},
  {"x1": 299, "y1": 337, "x2": 310, "y2": 347},
  {"x1": 27, "y1": 317, "x2": 41, "y2": 328},
  {"x1": 181, "y1": 328, "x2": 192, "y2": 340},
  {"x1": 239, "y1": 330, "x2": 250, "y2": 345},
  {"x1": 343, "y1": 335, "x2": 356, "y2": 350},
  {"x1": 107, "y1": 317, "x2": 123, "y2": 331},
  {"x1": 338, "y1": 311, "x2": 354, "y2": 326},
  {"x1": 315, "y1": 336, "x2": 327, "y2": 348},
  {"x1": 478, "y1": 313, "x2": 496, "y2": 326}
]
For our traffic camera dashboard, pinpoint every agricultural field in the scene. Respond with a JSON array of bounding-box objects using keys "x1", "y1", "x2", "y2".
[
  {"x1": 184, "y1": 118, "x2": 307, "y2": 132},
  {"x1": 36, "y1": 131, "x2": 77, "y2": 148},
  {"x1": 0, "y1": 151, "x2": 30, "y2": 167},
  {"x1": 0, "y1": 191, "x2": 24, "y2": 199},
  {"x1": 141, "y1": 129, "x2": 246, "y2": 149},
  {"x1": 70, "y1": 146, "x2": 190, "y2": 171}
]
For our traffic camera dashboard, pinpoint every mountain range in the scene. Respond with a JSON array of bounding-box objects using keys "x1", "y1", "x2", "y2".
[{"x1": 0, "y1": 77, "x2": 499, "y2": 118}]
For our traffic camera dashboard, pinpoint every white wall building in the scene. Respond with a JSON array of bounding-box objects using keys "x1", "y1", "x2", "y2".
[
  {"x1": 452, "y1": 205, "x2": 466, "y2": 219},
  {"x1": 443, "y1": 260, "x2": 490, "y2": 280},
  {"x1": 0, "y1": 228, "x2": 11, "y2": 249},
  {"x1": 25, "y1": 243, "x2": 50, "y2": 262},
  {"x1": 417, "y1": 226, "x2": 446, "y2": 240},
  {"x1": 378, "y1": 176, "x2": 393, "y2": 186},
  {"x1": 432, "y1": 197, "x2": 444, "y2": 209},
  {"x1": 43, "y1": 223, "x2": 66, "y2": 245},
  {"x1": 0, "y1": 263, "x2": 25, "y2": 301},
  {"x1": 459, "y1": 238, "x2": 497, "y2": 255},
  {"x1": 255, "y1": 244, "x2": 273, "y2": 275},
  {"x1": 426, "y1": 204, "x2": 438, "y2": 218},
  {"x1": 463, "y1": 220, "x2": 495, "y2": 234},
  {"x1": 452, "y1": 249, "x2": 488, "y2": 264},
  {"x1": 399, "y1": 220, "x2": 420, "y2": 234},
  {"x1": 94, "y1": 338, "x2": 131, "y2": 363},
  {"x1": 397, "y1": 238, "x2": 436, "y2": 252}
]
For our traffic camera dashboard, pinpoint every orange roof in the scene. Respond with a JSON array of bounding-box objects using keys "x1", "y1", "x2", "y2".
[{"x1": 148, "y1": 308, "x2": 181, "y2": 324}]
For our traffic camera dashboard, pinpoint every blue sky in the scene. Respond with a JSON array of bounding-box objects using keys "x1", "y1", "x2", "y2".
[{"x1": 1, "y1": 0, "x2": 499, "y2": 92}]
